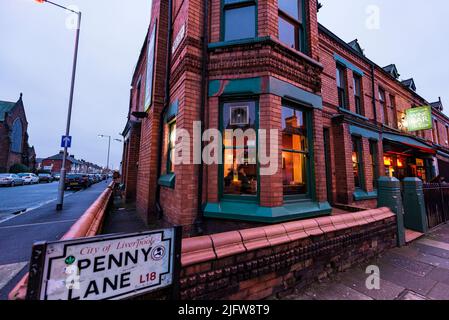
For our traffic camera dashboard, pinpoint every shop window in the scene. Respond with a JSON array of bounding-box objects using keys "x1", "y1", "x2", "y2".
[
  {"x1": 222, "y1": 100, "x2": 258, "y2": 197},
  {"x1": 282, "y1": 105, "x2": 310, "y2": 197},
  {"x1": 352, "y1": 136, "x2": 363, "y2": 189},
  {"x1": 223, "y1": 0, "x2": 256, "y2": 42},
  {"x1": 353, "y1": 73, "x2": 362, "y2": 115},
  {"x1": 167, "y1": 121, "x2": 176, "y2": 174},
  {"x1": 11, "y1": 118, "x2": 23, "y2": 153},
  {"x1": 369, "y1": 140, "x2": 379, "y2": 188},
  {"x1": 378, "y1": 88, "x2": 387, "y2": 125},
  {"x1": 278, "y1": 0, "x2": 306, "y2": 52},
  {"x1": 336, "y1": 64, "x2": 347, "y2": 109}
]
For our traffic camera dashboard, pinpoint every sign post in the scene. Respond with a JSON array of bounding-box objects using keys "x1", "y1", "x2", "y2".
[{"x1": 26, "y1": 227, "x2": 182, "y2": 300}]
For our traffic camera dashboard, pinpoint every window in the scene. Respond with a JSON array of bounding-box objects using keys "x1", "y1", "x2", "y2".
[
  {"x1": 390, "y1": 94, "x2": 397, "y2": 128},
  {"x1": 378, "y1": 88, "x2": 387, "y2": 125},
  {"x1": 433, "y1": 120, "x2": 440, "y2": 144},
  {"x1": 278, "y1": 0, "x2": 306, "y2": 52},
  {"x1": 222, "y1": 100, "x2": 258, "y2": 197},
  {"x1": 136, "y1": 78, "x2": 142, "y2": 111},
  {"x1": 352, "y1": 136, "x2": 363, "y2": 189},
  {"x1": 369, "y1": 140, "x2": 379, "y2": 188},
  {"x1": 446, "y1": 125, "x2": 449, "y2": 145},
  {"x1": 144, "y1": 26, "x2": 156, "y2": 110},
  {"x1": 336, "y1": 64, "x2": 347, "y2": 109},
  {"x1": 223, "y1": 0, "x2": 256, "y2": 42},
  {"x1": 282, "y1": 105, "x2": 310, "y2": 196},
  {"x1": 167, "y1": 121, "x2": 176, "y2": 173},
  {"x1": 353, "y1": 73, "x2": 362, "y2": 115},
  {"x1": 11, "y1": 118, "x2": 23, "y2": 153}
]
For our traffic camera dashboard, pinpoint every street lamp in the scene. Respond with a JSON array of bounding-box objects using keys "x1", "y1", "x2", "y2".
[
  {"x1": 35, "y1": 1, "x2": 82, "y2": 211},
  {"x1": 98, "y1": 135, "x2": 122, "y2": 172}
]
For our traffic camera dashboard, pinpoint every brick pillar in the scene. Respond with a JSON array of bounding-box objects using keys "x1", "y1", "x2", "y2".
[
  {"x1": 125, "y1": 125, "x2": 141, "y2": 202},
  {"x1": 259, "y1": 94, "x2": 283, "y2": 208},
  {"x1": 362, "y1": 137, "x2": 374, "y2": 193},
  {"x1": 332, "y1": 122, "x2": 354, "y2": 203},
  {"x1": 312, "y1": 108, "x2": 327, "y2": 203},
  {"x1": 258, "y1": 0, "x2": 279, "y2": 38},
  {"x1": 206, "y1": 97, "x2": 219, "y2": 204}
]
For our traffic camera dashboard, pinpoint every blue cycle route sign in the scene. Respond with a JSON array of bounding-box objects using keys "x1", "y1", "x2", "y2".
[{"x1": 61, "y1": 136, "x2": 72, "y2": 148}]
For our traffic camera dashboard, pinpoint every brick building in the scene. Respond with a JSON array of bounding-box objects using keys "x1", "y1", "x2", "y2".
[
  {"x1": 121, "y1": 0, "x2": 449, "y2": 234},
  {"x1": 0, "y1": 94, "x2": 37, "y2": 173}
]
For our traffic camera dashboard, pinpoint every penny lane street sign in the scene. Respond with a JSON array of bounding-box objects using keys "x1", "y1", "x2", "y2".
[
  {"x1": 405, "y1": 105, "x2": 433, "y2": 132},
  {"x1": 26, "y1": 227, "x2": 182, "y2": 300}
]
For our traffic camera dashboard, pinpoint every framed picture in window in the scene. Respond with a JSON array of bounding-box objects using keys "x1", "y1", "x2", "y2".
[{"x1": 230, "y1": 105, "x2": 249, "y2": 125}]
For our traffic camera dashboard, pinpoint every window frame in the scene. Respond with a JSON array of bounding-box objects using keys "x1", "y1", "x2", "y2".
[
  {"x1": 378, "y1": 87, "x2": 388, "y2": 125},
  {"x1": 352, "y1": 136, "x2": 364, "y2": 191},
  {"x1": 10, "y1": 118, "x2": 23, "y2": 153},
  {"x1": 369, "y1": 139, "x2": 379, "y2": 189},
  {"x1": 353, "y1": 73, "x2": 363, "y2": 115},
  {"x1": 219, "y1": 97, "x2": 260, "y2": 202},
  {"x1": 281, "y1": 103, "x2": 314, "y2": 201},
  {"x1": 166, "y1": 120, "x2": 176, "y2": 174},
  {"x1": 221, "y1": 0, "x2": 258, "y2": 42},
  {"x1": 277, "y1": 0, "x2": 307, "y2": 53},
  {"x1": 336, "y1": 63, "x2": 347, "y2": 109}
]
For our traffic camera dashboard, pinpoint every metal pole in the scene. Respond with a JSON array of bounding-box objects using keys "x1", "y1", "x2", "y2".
[
  {"x1": 57, "y1": 12, "x2": 81, "y2": 211},
  {"x1": 107, "y1": 135, "x2": 111, "y2": 171}
]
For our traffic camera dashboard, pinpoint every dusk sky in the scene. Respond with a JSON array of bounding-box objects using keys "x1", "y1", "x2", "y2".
[{"x1": 0, "y1": 0, "x2": 448, "y2": 169}]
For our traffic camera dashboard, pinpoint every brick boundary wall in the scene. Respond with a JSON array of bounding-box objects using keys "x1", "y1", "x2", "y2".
[{"x1": 176, "y1": 208, "x2": 396, "y2": 300}]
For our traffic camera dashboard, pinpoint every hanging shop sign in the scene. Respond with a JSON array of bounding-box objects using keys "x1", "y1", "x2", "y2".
[
  {"x1": 26, "y1": 227, "x2": 182, "y2": 300},
  {"x1": 405, "y1": 106, "x2": 433, "y2": 132}
]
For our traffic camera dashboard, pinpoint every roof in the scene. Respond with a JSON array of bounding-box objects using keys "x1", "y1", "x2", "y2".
[
  {"x1": 347, "y1": 39, "x2": 364, "y2": 55},
  {"x1": 0, "y1": 101, "x2": 16, "y2": 122},
  {"x1": 45, "y1": 152, "x2": 77, "y2": 163},
  {"x1": 401, "y1": 78, "x2": 416, "y2": 92},
  {"x1": 430, "y1": 98, "x2": 444, "y2": 112},
  {"x1": 383, "y1": 64, "x2": 400, "y2": 79}
]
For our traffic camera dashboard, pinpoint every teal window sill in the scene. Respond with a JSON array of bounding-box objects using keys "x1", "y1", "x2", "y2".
[
  {"x1": 208, "y1": 36, "x2": 271, "y2": 50},
  {"x1": 338, "y1": 107, "x2": 369, "y2": 121},
  {"x1": 353, "y1": 189, "x2": 378, "y2": 201},
  {"x1": 158, "y1": 173, "x2": 175, "y2": 189},
  {"x1": 203, "y1": 200, "x2": 332, "y2": 223}
]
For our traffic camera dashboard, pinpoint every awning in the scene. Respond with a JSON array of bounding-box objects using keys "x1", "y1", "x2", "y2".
[{"x1": 383, "y1": 132, "x2": 436, "y2": 154}]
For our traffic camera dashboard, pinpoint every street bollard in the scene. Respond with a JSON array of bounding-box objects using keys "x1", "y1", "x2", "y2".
[
  {"x1": 402, "y1": 177, "x2": 428, "y2": 233},
  {"x1": 377, "y1": 177, "x2": 406, "y2": 247}
]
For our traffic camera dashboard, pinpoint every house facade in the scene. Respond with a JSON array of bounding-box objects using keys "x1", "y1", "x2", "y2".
[
  {"x1": 121, "y1": 0, "x2": 449, "y2": 235},
  {"x1": 0, "y1": 94, "x2": 36, "y2": 173}
]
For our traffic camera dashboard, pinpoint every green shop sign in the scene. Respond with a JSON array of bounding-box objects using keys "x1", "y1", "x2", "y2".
[{"x1": 405, "y1": 106, "x2": 433, "y2": 132}]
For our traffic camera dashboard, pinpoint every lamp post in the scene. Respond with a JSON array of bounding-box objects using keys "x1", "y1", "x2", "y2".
[
  {"x1": 98, "y1": 135, "x2": 122, "y2": 172},
  {"x1": 35, "y1": 1, "x2": 82, "y2": 211}
]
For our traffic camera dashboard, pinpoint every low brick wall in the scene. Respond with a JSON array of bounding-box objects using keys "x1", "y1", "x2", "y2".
[{"x1": 179, "y1": 208, "x2": 397, "y2": 300}]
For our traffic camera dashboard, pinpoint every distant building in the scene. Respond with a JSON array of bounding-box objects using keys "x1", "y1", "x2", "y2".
[
  {"x1": 41, "y1": 151, "x2": 77, "y2": 174},
  {"x1": 0, "y1": 93, "x2": 36, "y2": 173}
]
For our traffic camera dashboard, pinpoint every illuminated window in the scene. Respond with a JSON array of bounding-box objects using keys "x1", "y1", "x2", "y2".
[
  {"x1": 167, "y1": 121, "x2": 176, "y2": 174},
  {"x1": 222, "y1": 100, "x2": 257, "y2": 197},
  {"x1": 352, "y1": 136, "x2": 363, "y2": 189},
  {"x1": 282, "y1": 105, "x2": 309, "y2": 196}
]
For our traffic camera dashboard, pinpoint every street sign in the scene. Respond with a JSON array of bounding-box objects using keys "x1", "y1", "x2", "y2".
[
  {"x1": 405, "y1": 106, "x2": 433, "y2": 132},
  {"x1": 26, "y1": 227, "x2": 182, "y2": 300},
  {"x1": 61, "y1": 135, "x2": 72, "y2": 148}
]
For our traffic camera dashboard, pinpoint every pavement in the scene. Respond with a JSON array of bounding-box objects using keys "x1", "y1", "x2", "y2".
[
  {"x1": 282, "y1": 223, "x2": 449, "y2": 300},
  {"x1": 0, "y1": 181, "x2": 77, "y2": 223},
  {"x1": 0, "y1": 181, "x2": 110, "y2": 300}
]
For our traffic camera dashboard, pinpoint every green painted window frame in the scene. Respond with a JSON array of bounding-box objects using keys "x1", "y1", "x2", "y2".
[
  {"x1": 221, "y1": 0, "x2": 258, "y2": 42},
  {"x1": 351, "y1": 135, "x2": 365, "y2": 191},
  {"x1": 282, "y1": 102, "x2": 315, "y2": 202},
  {"x1": 277, "y1": 0, "x2": 308, "y2": 53},
  {"x1": 219, "y1": 96, "x2": 260, "y2": 203},
  {"x1": 166, "y1": 120, "x2": 176, "y2": 174}
]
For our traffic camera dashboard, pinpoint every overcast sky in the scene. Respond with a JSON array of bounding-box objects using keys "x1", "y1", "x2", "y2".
[{"x1": 0, "y1": 0, "x2": 448, "y2": 169}]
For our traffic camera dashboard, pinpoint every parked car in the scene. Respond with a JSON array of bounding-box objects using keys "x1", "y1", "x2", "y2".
[
  {"x1": 38, "y1": 173, "x2": 54, "y2": 183},
  {"x1": 65, "y1": 174, "x2": 90, "y2": 190},
  {"x1": 18, "y1": 173, "x2": 39, "y2": 185},
  {"x1": 52, "y1": 173, "x2": 61, "y2": 181},
  {"x1": 0, "y1": 174, "x2": 25, "y2": 187}
]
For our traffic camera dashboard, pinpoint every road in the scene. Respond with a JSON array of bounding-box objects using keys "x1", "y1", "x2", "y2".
[
  {"x1": 0, "y1": 182, "x2": 76, "y2": 222},
  {"x1": 0, "y1": 181, "x2": 110, "y2": 299}
]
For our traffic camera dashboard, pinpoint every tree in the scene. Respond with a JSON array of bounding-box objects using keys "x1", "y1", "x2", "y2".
[{"x1": 9, "y1": 163, "x2": 30, "y2": 174}]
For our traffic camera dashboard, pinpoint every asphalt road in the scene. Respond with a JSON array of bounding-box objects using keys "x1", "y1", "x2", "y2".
[
  {"x1": 0, "y1": 181, "x2": 76, "y2": 222},
  {"x1": 0, "y1": 181, "x2": 110, "y2": 299}
]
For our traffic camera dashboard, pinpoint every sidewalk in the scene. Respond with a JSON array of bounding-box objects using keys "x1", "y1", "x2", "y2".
[{"x1": 282, "y1": 223, "x2": 449, "y2": 300}]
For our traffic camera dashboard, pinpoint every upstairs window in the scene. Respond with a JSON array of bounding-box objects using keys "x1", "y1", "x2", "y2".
[
  {"x1": 433, "y1": 120, "x2": 440, "y2": 144},
  {"x1": 390, "y1": 94, "x2": 397, "y2": 128},
  {"x1": 278, "y1": 0, "x2": 306, "y2": 52},
  {"x1": 378, "y1": 88, "x2": 387, "y2": 125},
  {"x1": 353, "y1": 73, "x2": 362, "y2": 115},
  {"x1": 336, "y1": 64, "x2": 347, "y2": 109},
  {"x1": 223, "y1": 0, "x2": 256, "y2": 42}
]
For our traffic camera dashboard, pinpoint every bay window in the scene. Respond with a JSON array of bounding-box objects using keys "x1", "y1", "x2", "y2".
[{"x1": 282, "y1": 105, "x2": 310, "y2": 197}]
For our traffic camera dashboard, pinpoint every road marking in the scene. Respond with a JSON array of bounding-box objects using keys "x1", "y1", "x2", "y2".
[
  {"x1": 0, "y1": 262, "x2": 28, "y2": 291},
  {"x1": 417, "y1": 238, "x2": 449, "y2": 252},
  {"x1": 0, "y1": 219, "x2": 77, "y2": 230}
]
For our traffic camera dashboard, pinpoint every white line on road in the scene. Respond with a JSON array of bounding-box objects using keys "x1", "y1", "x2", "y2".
[{"x1": 0, "y1": 219, "x2": 77, "y2": 230}]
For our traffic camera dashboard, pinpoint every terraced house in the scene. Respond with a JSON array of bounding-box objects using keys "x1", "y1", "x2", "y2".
[{"x1": 121, "y1": 0, "x2": 449, "y2": 234}]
